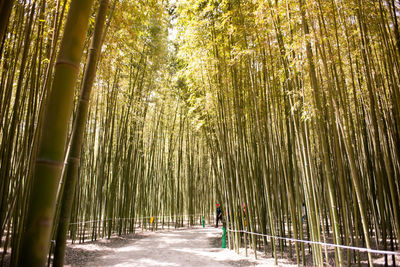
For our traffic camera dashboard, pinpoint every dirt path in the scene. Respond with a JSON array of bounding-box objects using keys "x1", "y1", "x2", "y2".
[{"x1": 64, "y1": 226, "x2": 297, "y2": 266}]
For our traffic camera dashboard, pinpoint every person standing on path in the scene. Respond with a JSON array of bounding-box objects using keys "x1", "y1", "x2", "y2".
[{"x1": 216, "y1": 204, "x2": 222, "y2": 227}]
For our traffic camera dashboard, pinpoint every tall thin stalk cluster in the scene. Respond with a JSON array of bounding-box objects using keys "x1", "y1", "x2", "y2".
[
  {"x1": 1, "y1": 0, "x2": 399, "y2": 266},
  {"x1": 0, "y1": 1, "x2": 69, "y2": 265},
  {"x1": 176, "y1": 0, "x2": 400, "y2": 266},
  {"x1": 1, "y1": 1, "x2": 216, "y2": 266}
]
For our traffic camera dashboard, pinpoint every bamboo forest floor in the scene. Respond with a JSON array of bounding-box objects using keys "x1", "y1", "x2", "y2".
[
  {"x1": 63, "y1": 226, "x2": 299, "y2": 267},
  {"x1": 61, "y1": 225, "x2": 400, "y2": 267},
  {"x1": 1, "y1": 226, "x2": 399, "y2": 266}
]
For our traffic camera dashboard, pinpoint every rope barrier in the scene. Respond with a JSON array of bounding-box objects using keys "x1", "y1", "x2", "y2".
[
  {"x1": 69, "y1": 219, "x2": 111, "y2": 225},
  {"x1": 69, "y1": 214, "x2": 210, "y2": 226},
  {"x1": 68, "y1": 218, "x2": 399, "y2": 256},
  {"x1": 227, "y1": 229, "x2": 400, "y2": 256}
]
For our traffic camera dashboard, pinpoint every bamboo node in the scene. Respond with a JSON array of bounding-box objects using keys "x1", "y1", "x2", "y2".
[
  {"x1": 56, "y1": 58, "x2": 80, "y2": 70},
  {"x1": 79, "y1": 97, "x2": 90, "y2": 104},
  {"x1": 69, "y1": 156, "x2": 80, "y2": 162},
  {"x1": 36, "y1": 158, "x2": 63, "y2": 168}
]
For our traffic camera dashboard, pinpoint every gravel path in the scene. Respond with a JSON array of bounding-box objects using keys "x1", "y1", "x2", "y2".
[{"x1": 64, "y1": 226, "x2": 297, "y2": 266}]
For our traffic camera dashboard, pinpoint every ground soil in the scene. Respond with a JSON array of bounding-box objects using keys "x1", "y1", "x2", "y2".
[
  {"x1": 1, "y1": 226, "x2": 398, "y2": 266},
  {"x1": 64, "y1": 226, "x2": 299, "y2": 266}
]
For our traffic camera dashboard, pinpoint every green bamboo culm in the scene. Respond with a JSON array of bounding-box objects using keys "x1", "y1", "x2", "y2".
[
  {"x1": 52, "y1": 0, "x2": 109, "y2": 265},
  {"x1": 17, "y1": 0, "x2": 95, "y2": 266}
]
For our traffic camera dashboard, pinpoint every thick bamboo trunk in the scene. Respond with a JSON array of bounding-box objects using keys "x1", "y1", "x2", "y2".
[
  {"x1": 52, "y1": 0, "x2": 109, "y2": 265},
  {"x1": 18, "y1": 0, "x2": 95, "y2": 265}
]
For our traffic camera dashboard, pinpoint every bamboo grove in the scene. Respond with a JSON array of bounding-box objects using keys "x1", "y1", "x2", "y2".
[
  {"x1": 175, "y1": 0, "x2": 400, "y2": 266},
  {"x1": 0, "y1": 0, "x2": 399, "y2": 266},
  {"x1": 0, "y1": 1, "x2": 216, "y2": 266}
]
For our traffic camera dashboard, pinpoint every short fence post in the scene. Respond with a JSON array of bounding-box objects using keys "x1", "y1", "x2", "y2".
[{"x1": 222, "y1": 227, "x2": 226, "y2": 248}]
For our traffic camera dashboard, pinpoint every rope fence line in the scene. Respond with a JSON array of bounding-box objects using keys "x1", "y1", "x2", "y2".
[
  {"x1": 69, "y1": 214, "x2": 211, "y2": 225},
  {"x1": 65, "y1": 214, "x2": 213, "y2": 242},
  {"x1": 69, "y1": 217, "x2": 400, "y2": 256},
  {"x1": 227, "y1": 229, "x2": 400, "y2": 256}
]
